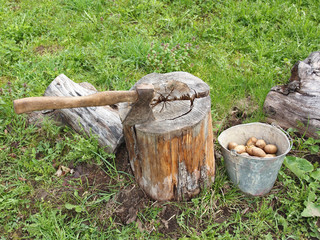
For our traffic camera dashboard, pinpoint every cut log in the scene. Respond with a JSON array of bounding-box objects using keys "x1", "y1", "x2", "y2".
[
  {"x1": 264, "y1": 52, "x2": 320, "y2": 138},
  {"x1": 44, "y1": 74, "x2": 124, "y2": 153},
  {"x1": 119, "y1": 72, "x2": 215, "y2": 201}
]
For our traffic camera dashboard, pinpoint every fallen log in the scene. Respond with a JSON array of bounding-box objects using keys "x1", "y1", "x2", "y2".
[
  {"x1": 43, "y1": 74, "x2": 124, "y2": 153},
  {"x1": 264, "y1": 52, "x2": 320, "y2": 138},
  {"x1": 119, "y1": 72, "x2": 215, "y2": 201}
]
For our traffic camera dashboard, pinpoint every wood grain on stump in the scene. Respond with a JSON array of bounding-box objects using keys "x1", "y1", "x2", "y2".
[
  {"x1": 119, "y1": 72, "x2": 215, "y2": 201},
  {"x1": 264, "y1": 52, "x2": 320, "y2": 138}
]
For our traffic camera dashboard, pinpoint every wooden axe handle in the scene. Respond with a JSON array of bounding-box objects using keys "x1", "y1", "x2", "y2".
[{"x1": 13, "y1": 90, "x2": 137, "y2": 114}]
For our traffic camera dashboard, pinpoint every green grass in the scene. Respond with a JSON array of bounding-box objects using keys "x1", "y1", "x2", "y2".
[{"x1": 1, "y1": 0, "x2": 320, "y2": 239}]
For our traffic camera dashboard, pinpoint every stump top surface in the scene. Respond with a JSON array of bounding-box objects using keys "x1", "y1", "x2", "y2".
[{"x1": 119, "y1": 72, "x2": 211, "y2": 134}]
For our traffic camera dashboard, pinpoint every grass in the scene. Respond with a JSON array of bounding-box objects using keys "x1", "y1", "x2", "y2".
[{"x1": 1, "y1": 0, "x2": 320, "y2": 239}]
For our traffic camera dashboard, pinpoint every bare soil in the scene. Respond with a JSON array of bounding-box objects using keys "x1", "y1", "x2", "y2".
[{"x1": 34, "y1": 45, "x2": 63, "y2": 55}]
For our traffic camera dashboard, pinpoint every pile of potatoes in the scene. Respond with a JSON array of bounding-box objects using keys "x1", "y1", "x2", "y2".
[{"x1": 228, "y1": 137, "x2": 278, "y2": 158}]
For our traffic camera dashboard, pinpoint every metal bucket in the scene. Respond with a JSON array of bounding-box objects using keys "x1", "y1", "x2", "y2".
[{"x1": 217, "y1": 122, "x2": 292, "y2": 196}]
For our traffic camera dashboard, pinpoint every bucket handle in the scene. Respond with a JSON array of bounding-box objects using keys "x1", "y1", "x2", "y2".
[{"x1": 271, "y1": 123, "x2": 293, "y2": 150}]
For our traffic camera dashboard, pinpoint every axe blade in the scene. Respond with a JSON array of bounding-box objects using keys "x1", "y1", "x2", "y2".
[{"x1": 122, "y1": 84, "x2": 155, "y2": 125}]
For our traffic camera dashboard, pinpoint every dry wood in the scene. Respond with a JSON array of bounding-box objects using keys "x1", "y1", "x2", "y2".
[
  {"x1": 264, "y1": 51, "x2": 320, "y2": 138},
  {"x1": 43, "y1": 74, "x2": 124, "y2": 153},
  {"x1": 119, "y1": 72, "x2": 215, "y2": 201}
]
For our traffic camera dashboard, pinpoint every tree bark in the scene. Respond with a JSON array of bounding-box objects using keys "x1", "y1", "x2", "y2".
[
  {"x1": 263, "y1": 52, "x2": 320, "y2": 138},
  {"x1": 43, "y1": 74, "x2": 124, "y2": 153},
  {"x1": 119, "y1": 72, "x2": 215, "y2": 201}
]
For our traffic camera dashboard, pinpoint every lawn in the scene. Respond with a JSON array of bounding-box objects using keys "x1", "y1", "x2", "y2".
[{"x1": 0, "y1": 0, "x2": 319, "y2": 239}]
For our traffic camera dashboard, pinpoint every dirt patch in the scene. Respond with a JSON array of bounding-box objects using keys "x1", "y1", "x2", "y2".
[
  {"x1": 304, "y1": 154, "x2": 320, "y2": 164},
  {"x1": 72, "y1": 163, "x2": 113, "y2": 192},
  {"x1": 214, "y1": 206, "x2": 232, "y2": 223},
  {"x1": 34, "y1": 45, "x2": 63, "y2": 55},
  {"x1": 29, "y1": 145, "x2": 130, "y2": 206},
  {"x1": 158, "y1": 204, "x2": 182, "y2": 237},
  {"x1": 214, "y1": 96, "x2": 258, "y2": 133},
  {"x1": 115, "y1": 143, "x2": 132, "y2": 174},
  {"x1": 111, "y1": 187, "x2": 184, "y2": 238},
  {"x1": 31, "y1": 161, "x2": 115, "y2": 208},
  {"x1": 113, "y1": 184, "x2": 148, "y2": 224}
]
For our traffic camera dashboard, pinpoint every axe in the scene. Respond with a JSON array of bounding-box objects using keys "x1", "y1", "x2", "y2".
[{"x1": 13, "y1": 84, "x2": 155, "y2": 125}]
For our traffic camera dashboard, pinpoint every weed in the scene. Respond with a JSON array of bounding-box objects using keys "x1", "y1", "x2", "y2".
[
  {"x1": 146, "y1": 40, "x2": 199, "y2": 72},
  {"x1": 282, "y1": 132, "x2": 320, "y2": 239}
]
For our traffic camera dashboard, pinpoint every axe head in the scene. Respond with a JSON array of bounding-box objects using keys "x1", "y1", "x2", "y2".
[{"x1": 122, "y1": 84, "x2": 155, "y2": 125}]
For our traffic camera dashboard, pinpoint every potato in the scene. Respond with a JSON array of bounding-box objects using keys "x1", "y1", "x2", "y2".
[
  {"x1": 246, "y1": 137, "x2": 257, "y2": 146},
  {"x1": 246, "y1": 145, "x2": 254, "y2": 155},
  {"x1": 255, "y1": 139, "x2": 266, "y2": 149},
  {"x1": 251, "y1": 147, "x2": 266, "y2": 157},
  {"x1": 234, "y1": 145, "x2": 246, "y2": 154},
  {"x1": 265, "y1": 154, "x2": 276, "y2": 158},
  {"x1": 228, "y1": 142, "x2": 238, "y2": 150},
  {"x1": 264, "y1": 144, "x2": 278, "y2": 154}
]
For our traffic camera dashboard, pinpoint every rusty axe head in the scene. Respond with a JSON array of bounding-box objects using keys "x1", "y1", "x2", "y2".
[{"x1": 122, "y1": 84, "x2": 155, "y2": 125}]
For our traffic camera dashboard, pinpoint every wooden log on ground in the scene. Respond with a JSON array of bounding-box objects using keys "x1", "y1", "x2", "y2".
[
  {"x1": 119, "y1": 72, "x2": 215, "y2": 201},
  {"x1": 44, "y1": 74, "x2": 124, "y2": 153},
  {"x1": 263, "y1": 52, "x2": 320, "y2": 138}
]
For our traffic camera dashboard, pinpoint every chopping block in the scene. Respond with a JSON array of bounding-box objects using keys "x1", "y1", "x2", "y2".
[
  {"x1": 13, "y1": 72, "x2": 215, "y2": 201},
  {"x1": 119, "y1": 72, "x2": 215, "y2": 201}
]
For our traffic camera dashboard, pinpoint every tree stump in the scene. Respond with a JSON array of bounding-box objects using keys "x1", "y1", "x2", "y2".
[
  {"x1": 119, "y1": 72, "x2": 215, "y2": 201},
  {"x1": 44, "y1": 74, "x2": 124, "y2": 153},
  {"x1": 264, "y1": 52, "x2": 320, "y2": 138}
]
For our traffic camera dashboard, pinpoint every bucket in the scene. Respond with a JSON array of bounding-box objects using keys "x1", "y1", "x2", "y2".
[{"x1": 217, "y1": 122, "x2": 292, "y2": 196}]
